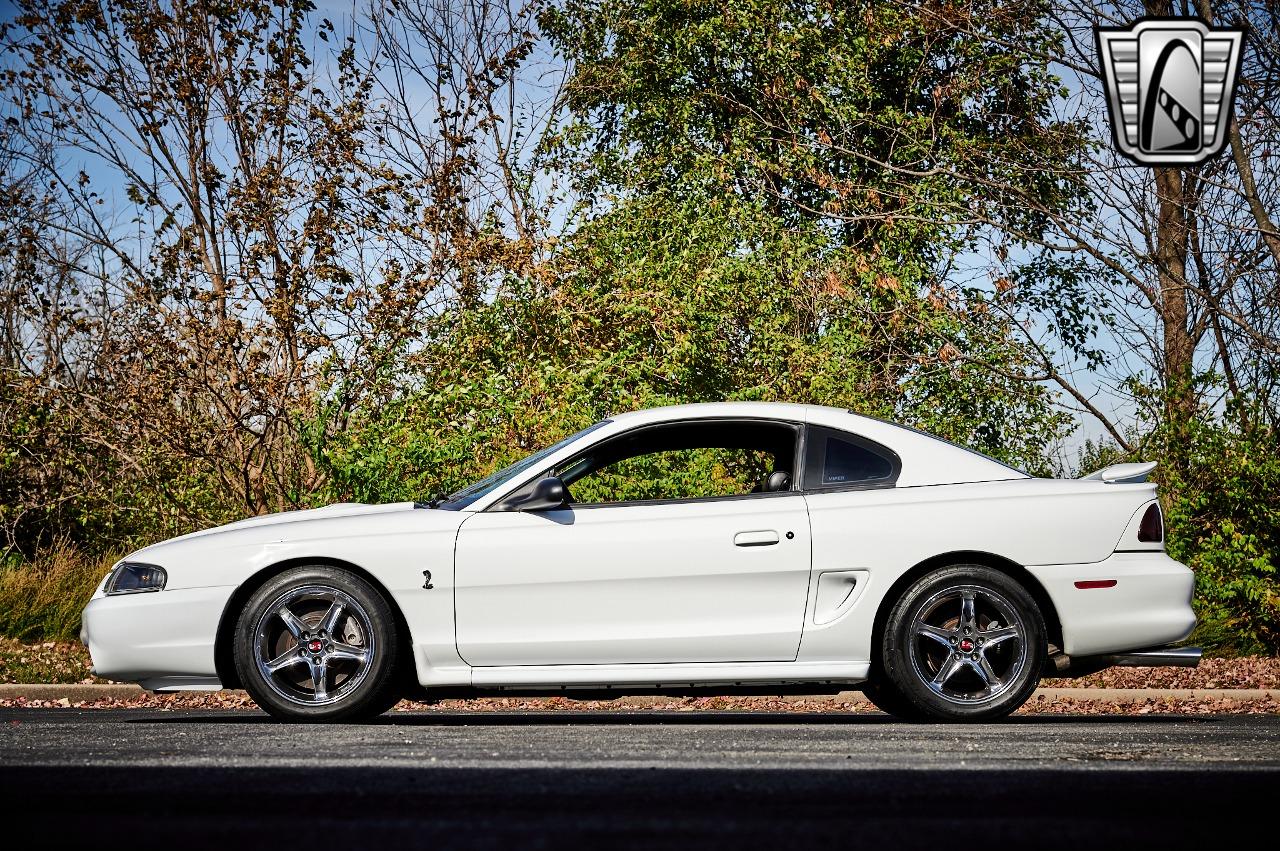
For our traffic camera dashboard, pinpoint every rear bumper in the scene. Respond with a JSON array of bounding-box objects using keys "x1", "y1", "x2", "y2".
[
  {"x1": 1026, "y1": 551, "x2": 1196, "y2": 657},
  {"x1": 81, "y1": 585, "x2": 231, "y2": 691}
]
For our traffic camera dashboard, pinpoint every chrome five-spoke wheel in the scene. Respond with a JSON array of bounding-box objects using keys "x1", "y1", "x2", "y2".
[
  {"x1": 234, "y1": 565, "x2": 402, "y2": 721},
  {"x1": 253, "y1": 585, "x2": 376, "y2": 706},
  {"x1": 909, "y1": 585, "x2": 1026, "y2": 703},
  {"x1": 877, "y1": 565, "x2": 1046, "y2": 721}
]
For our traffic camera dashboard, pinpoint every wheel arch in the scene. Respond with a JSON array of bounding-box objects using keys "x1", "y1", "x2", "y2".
[
  {"x1": 870, "y1": 550, "x2": 1063, "y2": 670},
  {"x1": 213, "y1": 556, "x2": 414, "y2": 691}
]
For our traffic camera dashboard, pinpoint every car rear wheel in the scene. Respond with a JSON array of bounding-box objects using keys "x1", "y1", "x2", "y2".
[
  {"x1": 233, "y1": 565, "x2": 402, "y2": 722},
  {"x1": 878, "y1": 565, "x2": 1045, "y2": 721}
]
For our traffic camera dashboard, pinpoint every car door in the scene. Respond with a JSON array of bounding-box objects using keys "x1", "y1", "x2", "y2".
[{"x1": 452, "y1": 421, "x2": 813, "y2": 667}]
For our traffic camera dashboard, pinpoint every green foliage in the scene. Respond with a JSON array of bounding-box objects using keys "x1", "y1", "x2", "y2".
[
  {"x1": 567, "y1": 448, "x2": 773, "y2": 503},
  {"x1": 1076, "y1": 404, "x2": 1280, "y2": 655},
  {"x1": 308, "y1": 187, "x2": 1071, "y2": 503},
  {"x1": 540, "y1": 0, "x2": 1087, "y2": 242},
  {"x1": 305, "y1": 0, "x2": 1080, "y2": 503},
  {"x1": 543, "y1": 0, "x2": 1079, "y2": 462},
  {"x1": 1070, "y1": 437, "x2": 1131, "y2": 480},
  {"x1": 1159, "y1": 411, "x2": 1280, "y2": 654}
]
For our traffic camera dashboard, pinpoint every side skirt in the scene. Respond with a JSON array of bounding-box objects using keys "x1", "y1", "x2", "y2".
[
  {"x1": 466, "y1": 660, "x2": 870, "y2": 691},
  {"x1": 419, "y1": 683, "x2": 859, "y2": 701},
  {"x1": 141, "y1": 676, "x2": 224, "y2": 692}
]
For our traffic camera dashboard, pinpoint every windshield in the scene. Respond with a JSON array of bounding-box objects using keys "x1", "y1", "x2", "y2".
[{"x1": 437, "y1": 420, "x2": 611, "y2": 509}]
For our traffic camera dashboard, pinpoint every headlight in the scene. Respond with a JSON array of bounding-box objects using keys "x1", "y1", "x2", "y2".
[{"x1": 105, "y1": 562, "x2": 168, "y2": 595}]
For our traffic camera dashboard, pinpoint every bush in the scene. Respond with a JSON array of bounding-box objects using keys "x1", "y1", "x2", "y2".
[
  {"x1": 1162, "y1": 414, "x2": 1280, "y2": 655},
  {"x1": 0, "y1": 543, "x2": 115, "y2": 642},
  {"x1": 1069, "y1": 409, "x2": 1279, "y2": 656}
]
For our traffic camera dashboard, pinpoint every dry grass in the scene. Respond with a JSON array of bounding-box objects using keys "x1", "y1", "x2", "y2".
[{"x1": 0, "y1": 544, "x2": 116, "y2": 642}]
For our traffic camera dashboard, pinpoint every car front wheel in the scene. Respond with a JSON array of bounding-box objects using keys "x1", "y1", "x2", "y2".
[
  {"x1": 233, "y1": 565, "x2": 402, "y2": 722},
  {"x1": 877, "y1": 565, "x2": 1046, "y2": 721}
]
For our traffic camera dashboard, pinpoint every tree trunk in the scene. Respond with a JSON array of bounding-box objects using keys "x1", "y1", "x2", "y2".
[
  {"x1": 1144, "y1": 0, "x2": 1195, "y2": 475},
  {"x1": 1152, "y1": 165, "x2": 1196, "y2": 455}
]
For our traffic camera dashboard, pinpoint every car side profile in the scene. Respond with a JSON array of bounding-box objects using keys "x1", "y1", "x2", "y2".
[{"x1": 81, "y1": 402, "x2": 1199, "y2": 722}]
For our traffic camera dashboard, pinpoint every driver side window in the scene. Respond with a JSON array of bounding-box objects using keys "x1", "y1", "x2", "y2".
[
  {"x1": 554, "y1": 420, "x2": 798, "y2": 506},
  {"x1": 566, "y1": 447, "x2": 773, "y2": 504}
]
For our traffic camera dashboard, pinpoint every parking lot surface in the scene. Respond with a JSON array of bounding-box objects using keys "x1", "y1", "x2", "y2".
[{"x1": 2, "y1": 709, "x2": 1276, "y2": 847}]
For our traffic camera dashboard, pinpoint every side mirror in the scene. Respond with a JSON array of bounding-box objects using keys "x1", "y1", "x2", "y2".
[{"x1": 513, "y1": 476, "x2": 568, "y2": 512}]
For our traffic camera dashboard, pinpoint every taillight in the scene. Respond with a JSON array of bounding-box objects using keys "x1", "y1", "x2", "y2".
[{"x1": 1137, "y1": 503, "x2": 1164, "y2": 542}]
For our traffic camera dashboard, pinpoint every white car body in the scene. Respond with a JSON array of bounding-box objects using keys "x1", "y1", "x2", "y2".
[{"x1": 81, "y1": 402, "x2": 1196, "y2": 694}]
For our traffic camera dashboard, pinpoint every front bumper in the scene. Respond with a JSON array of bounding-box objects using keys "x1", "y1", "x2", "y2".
[
  {"x1": 1026, "y1": 551, "x2": 1196, "y2": 657},
  {"x1": 81, "y1": 585, "x2": 233, "y2": 691}
]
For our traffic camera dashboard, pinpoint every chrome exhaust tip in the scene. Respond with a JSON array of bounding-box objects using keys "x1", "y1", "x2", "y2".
[
  {"x1": 1047, "y1": 645, "x2": 1202, "y2": 677},
  {"x1": 1101, "y1": 646, "x2": 1202, "y2": 668}
]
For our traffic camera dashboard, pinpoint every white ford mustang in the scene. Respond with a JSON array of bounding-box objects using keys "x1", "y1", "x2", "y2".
[{"x1": 82, "y1": 402, "x2": 1199, "y2": 721}]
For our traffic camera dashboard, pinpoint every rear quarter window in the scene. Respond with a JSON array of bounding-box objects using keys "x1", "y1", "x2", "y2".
[{"x1": 803, "y1": 426, "x2": 900, "y2": 490}]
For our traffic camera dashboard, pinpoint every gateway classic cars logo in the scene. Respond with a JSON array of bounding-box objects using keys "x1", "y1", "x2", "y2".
[{"x1": 1096, "y1": 17, "x2": 1244, "y2": 165}]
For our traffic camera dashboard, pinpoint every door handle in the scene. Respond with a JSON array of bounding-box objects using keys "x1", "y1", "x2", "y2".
[{"x1": 734, "y1": 530, "x2": 780, "y2": 547}]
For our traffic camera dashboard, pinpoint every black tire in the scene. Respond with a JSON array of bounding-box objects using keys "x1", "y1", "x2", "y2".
[
  {"x1": 233, "y1": 565, "x2": 403, "y2": 722},
  {"x1": 879, "y1": 565, "x2": 1045, "y2": 722},
  {"x1": 860, "y1": 676, "x2": 926, "y2": 720}
]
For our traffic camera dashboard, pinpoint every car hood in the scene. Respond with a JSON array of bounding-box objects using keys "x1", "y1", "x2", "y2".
[
  {"x1": 108, "y1": 500, "x2": 470, "y2": 593},
  {"x1": 144, "y1": 501, "x2": 437, "y2": 549}
]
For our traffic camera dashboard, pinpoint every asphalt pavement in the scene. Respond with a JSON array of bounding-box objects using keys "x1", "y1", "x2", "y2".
[{"x1": 2, "y1": 708, "x2": 1278, "y2": 848}]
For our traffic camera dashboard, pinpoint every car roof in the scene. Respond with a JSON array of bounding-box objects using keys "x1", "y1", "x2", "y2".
[
  {"x1": 606, "y1": 401, "x2": 814, "y2": 425},
  {"x1": 602, "y1": 402, "x2": 1027, "y2": 487},
  {"x1": 463, "y1": 402, "x2": 1026, "y2": 510}
]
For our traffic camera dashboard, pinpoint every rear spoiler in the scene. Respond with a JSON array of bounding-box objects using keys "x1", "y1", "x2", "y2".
[{"x1": 1079, "y1": 461, "x2": 1156, "y2": 484}]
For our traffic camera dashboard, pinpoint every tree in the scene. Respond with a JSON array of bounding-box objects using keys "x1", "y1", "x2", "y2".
[
  {"x1": 309, "y1": 0, "x2": 1089, "y2": 505},
  {"x1": 945, "y1": 0, "x2": 1280, "y2": 461},
  {"x1": 536, "y1": 0, "x2": 1085, "y2": 458},
  {"x1": 0, "y1": 0, "x2": 437, "y2": 546},
  {"x1": 1021, "y1": 0, "x2": 1280, "y2": 649}
]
